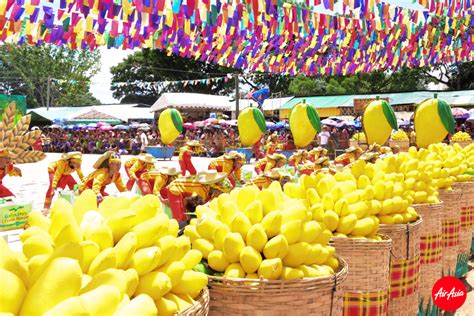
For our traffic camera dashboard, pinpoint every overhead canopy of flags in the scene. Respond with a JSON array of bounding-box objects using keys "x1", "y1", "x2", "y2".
[{"x1": 0, "y1": 0, "x2": 472, "y2": 76}]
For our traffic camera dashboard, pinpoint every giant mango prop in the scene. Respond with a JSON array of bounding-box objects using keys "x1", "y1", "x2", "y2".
[
  {"x1": 362, "y1": 98, "x2": 397, "y2": 145},
  {"x1": 238, "y1": 107, "x2": 267, "y2": 147},
  {"x1": 414, "y1": 95, "x2": 455, "y2": 148},
  {"x1": 289, "y1": 100, "x2": 321, "y2": 147},
  {"x1": 158, "y1": 108, "x2": 183, "y2": 145}
]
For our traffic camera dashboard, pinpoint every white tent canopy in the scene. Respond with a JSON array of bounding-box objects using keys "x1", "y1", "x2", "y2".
[{"x1": 150, "y1": 93, "x2": 232, "y2": 112}]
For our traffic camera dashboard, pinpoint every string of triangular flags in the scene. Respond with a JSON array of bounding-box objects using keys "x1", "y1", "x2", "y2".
[
  {"x1": 111, "y1": 74, "x2": 234, "y2": 89},
  {"x1": 0, "y1": 0, "x2": 472, "y2": 76}
]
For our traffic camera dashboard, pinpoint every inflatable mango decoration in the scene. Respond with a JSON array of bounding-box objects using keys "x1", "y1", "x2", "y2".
[
  {"x1": 289, "y1": 99, "x2": 321, "y2": 147},
  {"x1": 158, "y1": 108, "x2": 183, "y2": 145},
  {"x1": 362, "y1": 97, "x2": 398, "y2": 145},
  {"x1": 238, "y1": 107, "x2": 267, "y2": 146},
  {"x1": 414, "y1": 94, "x2": 455, "y2": 148}
]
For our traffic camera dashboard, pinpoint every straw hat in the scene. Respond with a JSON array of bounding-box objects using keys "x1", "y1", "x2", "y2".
[
  {"x1": 186, "y1": 140, "x2": 203, "y2": 147},
  {"x1": 196, "y1": 170, "x2": 227, "y2": 184},
  {"x1": 368, "y1": 143, "x2": 381, "y2": 152},
  {"x1": 156, "y1": 166, "x2": 181, "y2": 176},
  {"x1": 263, "y1": 168, "x2": 287, "y2": 179},
  {"x1": 380, "y1": 146, "x2": 392, "y2": 154},
  {"x1": 0, "y1": 149, "x2": 10, "y2": 158},
  {"x1": 60, "y1": 151, "x2": 82, "y2": 161},
  {"x1": 345, "y1": 146, "x2": 362, "y2": 153},
  {"x1": 138, "y1": 154, "x2": 157, "y2": 164},
  {"x1": 224, "y1": 151, "x2": 245, "y2": 162},
  {"x1": 359, "y1": 152, "x2": 377, "y2": 162},
  {"x1": 93, "y1": 151, "x2": 121, "y2": 169},
  {"x1": 267, "y1": 153, "x2": 287, "y2": 162},
  {"x1": 314, "y1": 156, "x2": 329, "y2": 165}
]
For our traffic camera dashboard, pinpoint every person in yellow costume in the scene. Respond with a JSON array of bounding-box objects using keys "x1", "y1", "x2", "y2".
[
  {"x1": 208, "y1": 151, "x2": 246, "y2": 187},
  {"x1": 308, "y1": 147, "x2": 328, "y2": 162},
  {"x1": 288, "y1": 149, "x2": 308, "y2": 172},
  {"x1": 334, "y1": 146, "x2": 363, "y2": 167},
  {"x1": 247, "y1": 168, "x2": 291, "y2": 190},
  {"x1": 147, "y1": 166, "x2": 181, "y2": 200},
  {"x1": 124, "y1": 154, "x2": 157, "y2": 193},
  {"x1": 79, "y1": 151, "x2": 127, "y2": 202},
  {"x1": 359, "y1": 152, "x2": 378, "y2": 164},
  {"x1": 299, "y1": 157, "x2": 330, "y2": 175},
  {"x1": 179, "y1": 140, "x2": 203, "y2": 176},
  {"x1": 43, "y1": 151, "x2": 84, "y2": 209},
  {"x1": 264, "y1": 132, "x2": 278, "y2": 155},
  {"x1": 0, "y1": 149, "x2": 21, "y2": 198},
  {"x1": 254, "y1": 153, "x2": 287, "y2": 175}
]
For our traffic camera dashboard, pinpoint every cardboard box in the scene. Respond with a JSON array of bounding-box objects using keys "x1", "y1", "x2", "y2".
[{"x1": 0, "y1": 198, "x2": 33, "y2": 231}]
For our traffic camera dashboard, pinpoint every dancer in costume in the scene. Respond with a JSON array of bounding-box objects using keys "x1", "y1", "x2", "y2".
[
  {"x1": 252, "y1": 136, "x2": 265, "y2": 160},
  {"x1": 208, "y1": 151, "x2": 245, "y2": 187},
  {"x1": 179, "y1": 140, "x2": 203, "y2": 176},
  {"x1": 299, "y1": 157, "x2": 330, "y2": 176},
  {"x1": 78, "y1": 151, "x2": 127, "y2": 202},
  {"x1": 166, "y1": 170, "x2": 231, "y2": 223},
  {"x1": 334, "y1": 146, "x2": 363, "y2": 166},
  {"x1": 0, "y1": 149, "x2": 21, "y2": 198},
  {"x1": 264, "y1": 132, "x2": 278, "y2": 155},
  {"x1": 308, "y1": 147, "x2": 328, "y2": 162},
  {"x1": 148, "y1": 166, "x2": 181, "y2": 200},
  {"x1": 254, "y1": 153, "x2": 287, "y2": 175},
  {"x1": 288, "y1": 149, "x2": 308, "y2": 172},
  {"x1": 44, "y1": 151, "x2": 84, "y2": 209},
  {"x1": 247, "y1": 168, "x2": 291, "y2": 190},
  {"x1": 124, "y1": 154, "x2": 156, "y2": 193}
]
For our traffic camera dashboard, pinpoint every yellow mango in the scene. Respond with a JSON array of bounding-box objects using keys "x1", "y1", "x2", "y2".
[
  {"x1": 223, "y1": 233, "x2": 245, "y2": 263},
  {"x1": 114, "y1": 232, "x2": 137, "y2": 269},
  {"x1": 263, "y1": 234, "x2": 289, "y2": 259},
  {"x1": 311, "y1": 203, "x2": 325, "y2": 221},
  {"x1": 129, "y1": 247, "x2": 161, "y2": 276},
  {"x1": 280, "y1": 219, "x2": 303, "y2": 244},
  {"x1": 257, "y1": 189, "x2": 278, "y2": 215},
  {"x1": 244, "y1": 200, "x2": 264, "y2": 224},
  {"x1": 224, "y1": 263, "x2": 246, "y2": 278},
  {"x1": 258, "y1": 258, "x2": 283, "y2": 280},
  {"x1": 191, "y1": 238, "x2": 214, "y2": 259},
  {"x1": 281, "y1": 267, "x2": 304, "y2": 280},
  {"x1": 213, "y1": 225, "x2": 230, "y2": 251},
  {"x1": 27, "y1": 211, "x2": 50, "y2": 231},
  {"x1": 180, "y1": 249, "x2": 202, "y2": 270},
  {"x1": 115, "y1": 294, "x2": 157, "y2": 316},
  {"x1": 380, "y1": 199, "x2": 395, "y2": 215},
  {"x1": 351, "y1": 218, "x2": 375, "y2": 237},
  {"x1": 237, "y1": 186, "x2": 260, "y2": 211},
  {"x1": 155, "y1": 296, "x2": 178, "y2": 316},
  {"x1": 183, "y1": 225, "x2": 200, "y2": 242},
  {"x1": 195, "y1": 216, "x2": 221, "y2": 240},
  {"x1": 323, "y1": 210, "x2": 339, "y2": 232},
  {"x1": 208, "y1": 250, "x2": 230, "y2": 272},
  {"x1": 336, "y1": 214, "x2": 358, "y2": 235},
  {"x1": 240, "y1": 246, "x2": 262, "y2": 274},
  {"x1": 300, "y1": 221, "x2": 322, "y2": 243},
  {"x1": 282, "y1": 242, "x2": 311, "y2": 268},
  {"x1": 157, "y1": 262, "x2": 185, "y2": 287},
  {"x1": 261, "y1": 211, "x2": 282, "y2": 238},
  {"x1": 171, "y1": 270, "x2": 208, "y2": 299},
  {"x1": 155, "y1": 236, "x2": 177, "y2": 267},
  {"x1": 314, "y1": 229, "x2": 333, "y2": 245},
  {"x1": 80, "y1": 268, "x2": 128, "y2": 295},
  {"x1": 231, "y1": 212, "x2": 252, "y2": 240},
  {"x1": 0, "y1": 269, "x2": 27, "y2": 314},
  {"x1": 88, "y1": 248, "x2": 117, "y2": 277},
  {"x1": 246, "y1": 224, "x2": 268, "y2": 253},
  {"x1": 124, "y1": 269, "x2": 139, "y2": 297},
  {"x1": 163, "y1": 293, "x2": 192, "y2": 312},
  {"x1": 106, "y1": 209, "x2": 137, "y2": 243},
  {"x1": 132, "y1": 214, "x2": 169, "y2": 249},
  {"x1": 135, "y1": 271, "x2": 172, "y2": 300}
]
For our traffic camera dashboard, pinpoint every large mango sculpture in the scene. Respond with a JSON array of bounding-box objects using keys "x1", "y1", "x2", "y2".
[
  {"x1": 158, "y1": 108, "x2": 183, "y2": 145},
  {"x1": 414, "y1": 95, "x2": 455, "y2": 148},
  {"x1": 289, "y1": 100, "x2": 321, "y2": 147},
  {"x1": 362, "y1": 98, "x2": 398, "y2": 145},
  {"x1": 238, "y1": 107, "x2": 267, "y2": 147}
]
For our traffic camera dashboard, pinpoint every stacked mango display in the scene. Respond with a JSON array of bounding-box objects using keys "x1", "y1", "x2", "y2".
[
  {"x1": 451, "y1": 131, "x2": 471, "y2": 143},
  {"x1": 1, "y1": 191, "x2": 207, "y2": 315},
  {"x1": 351, "y1": 132, "x2": 366, "y2": 141},
  {"x1": 391, "y1": 130, "x2": 409, "y2": 141},
  {"x1": 185, "y1": 183, "x2": 339, "y2": 280}
]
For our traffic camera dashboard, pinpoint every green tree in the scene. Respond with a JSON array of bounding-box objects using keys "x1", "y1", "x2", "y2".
[
  {"x1": 421, "y1": 62, "x2": 474, "y2": 90},
  {"x1": 110, "y1": 49, "x2": 235, "y2": 104},
  {"x1": 242, "y1": 73, "x2": 293, "y2": 97},
  {"x1": 0, "y1": 44, "x2": 100, "y2": 108},
  {"x1": 288, "y1": 75, "x2": 327, "y2": 96}
]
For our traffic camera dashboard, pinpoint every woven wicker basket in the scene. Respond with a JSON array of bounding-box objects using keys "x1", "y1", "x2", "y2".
[
  {"x1": 449, "y1": 141, "x2": 472, "y2": 148},
  {"x1": 411, "y1": 202, "x2": 443, "y2": 301},
  {"x1": 388, "y1": 140, "x2": 409, "y2": 152},
  {"x1": 330, "y1": 235, "x2": 392, "y2": 316},
  {"x1": 207, "y1": 256, "x2": 348, "y2": 315},
  {"x1": 178, "y1": 288, "x2": 210, "y2": 316},
  {"x1": 379, "y1": 218, "x2": 422, "y2": 316},
  {"x1": 438, "y1": 189, "x2": 462, "y2": 275},
  {"x1": 454, "y1": 182, "x2": 474, "y2": 254}
]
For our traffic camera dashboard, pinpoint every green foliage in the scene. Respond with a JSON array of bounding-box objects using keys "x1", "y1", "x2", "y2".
[
  {"x1": 110, "y1": 49, "x2": 234, "y2": 104},
  {"x1": 0, "y1": 44, "x2": 100, "y2": 108},
  {"x1": 288, "y1": 75, "x2": 326, "y2": 96}
]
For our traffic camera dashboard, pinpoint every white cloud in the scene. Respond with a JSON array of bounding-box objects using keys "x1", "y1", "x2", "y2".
[{"x1": 90, "y1": 47, "x2": 135, "y2": 104}]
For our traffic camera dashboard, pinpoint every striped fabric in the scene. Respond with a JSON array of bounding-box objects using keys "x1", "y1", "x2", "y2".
[
  {"x1": 460, "y1": 205, "x2": 474, "y2": 229},
  {"x1": 343, "y1": 290, "x2": 388, "y2": 316},
  {"x1": 419, "y1": 233, "x2": 442, "y2": 264},
  {"x1": 389, "y1": 255, "x2": 420, "y2": 299},
  {"x1": 441, "y1": 219, "x2": 460, "y2": 247}
]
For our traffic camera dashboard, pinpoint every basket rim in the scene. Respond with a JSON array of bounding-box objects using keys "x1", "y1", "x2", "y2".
[
  {"x1": 411, "y1": 201, "x2": 444, "y2": 208},
  {"x1": 178, "y1": 287, "x2": 209, "y2": 315},
  {"x1": 207, "y1": 255, "x2": 348, "y2": 286},
  {"x1": 379, "y1": 217, "x2": 423, "y2": 231}
]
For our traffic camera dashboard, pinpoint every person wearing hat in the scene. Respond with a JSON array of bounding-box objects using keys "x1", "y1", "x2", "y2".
[
  {"x1": 43, "y1": 151, "x2": 84, "y2": 209},
  {"x1": 147, "y1": 167, "x2": 181, "y2": 200},
  {"x1": 359, "y1": 152, "x2": 378, "y2": 164},
  {"x1": 0, "y1": 149, "x2": 21, "y2": 198},
  {"x1": 299, "y1": 157, "x2": 330, "y2": 176},
  {"x1": 334, "y1": 146, "x2": 363, "y2": 166},
  {"x1": 179, "y1": 140, "x2": 203, "y2": 176},
  {"x1": 367, "y1": 143, "x2": 382, "y2": 154},
  {"x1": 254, "y1": 153, "x2": 287, "y2": 175},
  {"x1": 166, "y1": 170, "x2": 231, "y2": 223},
  {"x1": 78, "y1": 151, "x2": 127, "y2": 202},
  {"x1": 252, "y1": 136, "x2": 265, "y2": 160},
  {"x1": 264, "y1": 132, "x2": 278, "y2": 155},
  {"x1": 31, "y1": 127, "x2": 43, "y2": 152},
  {"x1": 208, "y1": 151, "x2": 246, "y2": 187},
  {"x1": 308, "y1": 147, "x2": 328, "y2": 162},
  {"x1": 124, "y1": 154, "x2": 157, "y2": 194},
  {"x1": 246, "y1": 168, "x2": 291, "y2": 190},
  {"x1": 288, "y1": 150, "x2": 308, "y2": 172},
  {"x1": 390, "y1": 145, "x2": 400, "y2": 155}
]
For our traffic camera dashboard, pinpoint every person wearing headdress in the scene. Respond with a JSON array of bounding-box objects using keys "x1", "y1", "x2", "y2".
[
  {"x1": 300, "y1": 157, "x2": 330, "y2": 176},
  {"x1": 146, "y1": 166, "x2": 181, "y2": 201},
  {"x1": 179, "y1": 140, "x2": 203, "y2": 176},
  {"x1": 166, "y1": 170, "x2": 232, "y2": 223},
  {"x1": 246, "y1": 168, "x2": 291, "y2": 190},
  {"x1": 0, "y1": 149, "x2": 21, "y2": 198},
  {"x1": 334, "y1": 146, "x2": 363, "y2": 166},
  {"x1": 78, "y1": 151, "x2": 127, "y2": 202},
  {"x1": 359, "y1": 152, "x2": 378, "y2": 164},
  {"x1": 264, "y1": 132, "x2": 278, "y2": 155},
  {"x1": 44, "y1": 151, "x2": 84, "y2": 209},
  {"x1": 288, "y1": 149, "x2": 308, "y2": 172},
  {"x1": 31, "y1": 127, "x2": 43, "y2": 152},
  {"x1": 254, "y1": 153, "x2": 287, "y2": 175},
  {"x1": 208, "y1": 151, "x2": 246, "y2": 187},
  {"x1": 124, "y1": 154, "x2": 157, "y2": 193},
  {"x1": 308, "y1": 147, "x2": 328, "y2": 162}
]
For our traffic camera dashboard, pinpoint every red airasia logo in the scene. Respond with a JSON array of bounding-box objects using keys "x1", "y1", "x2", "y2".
[{"x1": 431, "y1": 276, "x2": 467, "y2": 311}]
